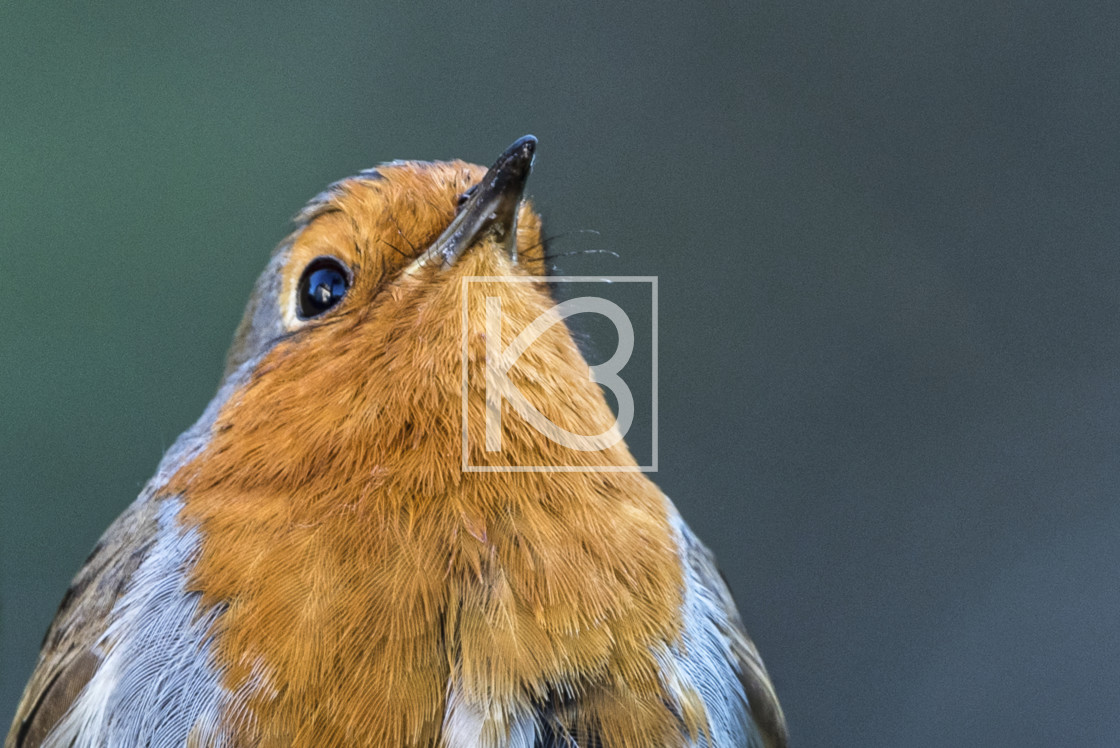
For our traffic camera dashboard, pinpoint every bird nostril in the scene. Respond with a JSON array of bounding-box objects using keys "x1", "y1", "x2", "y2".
[{"x1": 456, "y1": 185, "x2": 478, "y2": 209}]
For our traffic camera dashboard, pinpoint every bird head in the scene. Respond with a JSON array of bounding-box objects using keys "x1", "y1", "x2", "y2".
[{"x1": 174, "y1": 135, "x2": 650, "y2": 519}]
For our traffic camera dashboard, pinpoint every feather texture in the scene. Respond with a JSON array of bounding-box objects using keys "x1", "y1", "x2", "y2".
[{"x1": 7, "y1": 152, "x2": 787, "y2": 747}]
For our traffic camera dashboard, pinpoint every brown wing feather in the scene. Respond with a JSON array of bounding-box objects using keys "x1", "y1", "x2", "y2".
[{"x1": 5, "y1": 497, "x2": 161, "y2": 748}]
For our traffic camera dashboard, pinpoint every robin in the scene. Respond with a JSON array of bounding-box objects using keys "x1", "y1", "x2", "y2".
[{"x1": 6, "y1": 136, "x2": 788, "y2": 747}]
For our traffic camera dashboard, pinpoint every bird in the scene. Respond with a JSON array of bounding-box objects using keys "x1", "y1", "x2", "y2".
[{"x1": 6, "y1": 136, "x2": 788, "y2": 748}]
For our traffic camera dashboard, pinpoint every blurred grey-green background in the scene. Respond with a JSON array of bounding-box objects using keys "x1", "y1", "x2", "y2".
[{"x1": 3, "y1": 2, "x2": 1120, "y2": 745}]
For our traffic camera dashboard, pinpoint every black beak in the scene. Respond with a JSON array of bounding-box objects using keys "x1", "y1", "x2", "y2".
[{"x1": 428, "y1": 135, "x2": 537, "y2": 268}]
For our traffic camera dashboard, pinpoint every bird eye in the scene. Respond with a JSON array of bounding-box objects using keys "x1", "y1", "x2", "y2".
[{"x1": 297, "y1": 256, "x2": 351, "y2": 319}]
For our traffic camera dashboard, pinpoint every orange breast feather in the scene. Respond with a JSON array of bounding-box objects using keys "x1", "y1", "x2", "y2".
[{"x1": 164, "y1": 161, "x2": 685, "y2": 747}]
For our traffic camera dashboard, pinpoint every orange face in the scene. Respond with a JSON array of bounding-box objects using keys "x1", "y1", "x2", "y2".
[
  {"x1": 163, "y1": 152, "x2": 684, "y2": 746},
  {"x1": 275, "y1": 160, "x2": 545, "y2": 329}
]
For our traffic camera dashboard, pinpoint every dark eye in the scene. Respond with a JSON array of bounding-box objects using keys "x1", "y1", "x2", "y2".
[{"x1": 297, "y1": 256, "x2": 351, "y2": 319}]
